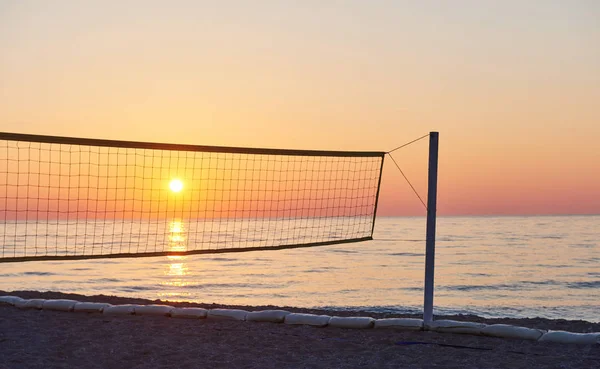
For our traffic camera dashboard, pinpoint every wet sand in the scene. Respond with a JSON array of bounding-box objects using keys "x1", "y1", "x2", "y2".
[{"x1": 1, "y1": 290, "x2": 599, "y2": 369}]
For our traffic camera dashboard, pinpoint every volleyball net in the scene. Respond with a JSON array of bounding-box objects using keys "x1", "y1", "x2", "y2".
[{"x1": 0, "y1": 132, "x2": 385, "y2": 262}]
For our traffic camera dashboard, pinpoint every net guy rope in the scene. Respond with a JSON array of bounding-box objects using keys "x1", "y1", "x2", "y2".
[{"x1": 0, "y1": 132, "x2": 385, "y2": 263}]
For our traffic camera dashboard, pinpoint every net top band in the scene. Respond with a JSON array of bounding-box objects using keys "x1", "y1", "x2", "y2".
[{"x1": 0, "y1": 132, "x2": 385, "y2": 158}]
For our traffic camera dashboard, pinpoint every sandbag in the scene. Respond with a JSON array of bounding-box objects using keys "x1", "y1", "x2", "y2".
[
  {"x1": 73, "y1": 302, "x2": 112, "y2": 313},
  {"x1": 0, "y1": 295, "x2": 25, "y2": 305},
  {"x1": 15, "y1": 299, "x2": 46, "y2": 309},
  {"x1": 207, "y1": 309, "x2": 248, "y2": 321},
  {"x1": 284, "y1": 313, "x2": 331, "y2": 327},
  {"x1": 328, "y1": 316, "x2": 375, "y2": 329},
  {"x1": 42, "y1": 299, "x2": 78, "y2": 312},
  {"x1": 482, "y1": 324, "x2": 545, "y2": 341},
  {"x1": 170, "y1": 307, "x2": 208, "y2": 319},
  {"x1": 426, "y1": 320, "x2": 486, "y2": 335},
  {"x1": 103, "y1": 304, "x2": 137, "y2": 316},
  {"x1": 246, "y1": 310, "x2": 291, "y2": 323},
  {"x1": 134, "y1": 304, "x2": 174, "y2": 316},
  {"x1": 374, "y1": 318, "x2": 423, "y2": 331},
  {"x1": 539, "y1": 331, "x2": 600, "y2": 345}
]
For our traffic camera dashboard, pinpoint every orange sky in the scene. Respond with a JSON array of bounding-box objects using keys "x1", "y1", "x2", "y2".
[{"x1": 1, "y1": 1, "x2": 599, "y2": 216}]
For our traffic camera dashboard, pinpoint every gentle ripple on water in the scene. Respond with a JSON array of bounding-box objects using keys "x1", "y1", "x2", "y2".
[{"x1": 1, "y1": 215, "x2": 599, "y2": 322}]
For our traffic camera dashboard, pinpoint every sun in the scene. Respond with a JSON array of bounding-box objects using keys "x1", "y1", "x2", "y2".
[{"x1": 169, "y1": 179, "x2": 184, "y2": 193}]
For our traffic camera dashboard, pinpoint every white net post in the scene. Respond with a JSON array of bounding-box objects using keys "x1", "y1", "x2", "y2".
[{"x1": 423, "y1": 131, "x2": 439, "y2": 323}]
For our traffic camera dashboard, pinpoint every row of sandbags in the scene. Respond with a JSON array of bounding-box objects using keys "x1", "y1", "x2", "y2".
[{"x1": 1, "y1": 295, "x2": 598, "y2": 345}]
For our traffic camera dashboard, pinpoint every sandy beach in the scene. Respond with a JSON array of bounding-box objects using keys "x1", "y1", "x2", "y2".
[{"x1": 1, "y1": 290, "x2": 598, "y2": 369}]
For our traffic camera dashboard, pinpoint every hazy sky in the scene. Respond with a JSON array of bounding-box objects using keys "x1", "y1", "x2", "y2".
[{"x1": 1, "y1": 0, "x2": 599, "y2": 216}]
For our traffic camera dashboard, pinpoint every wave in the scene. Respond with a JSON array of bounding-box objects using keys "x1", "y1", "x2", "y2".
[
  {"x1": 304, "y1": 267, "x2": 341, "y2": 273},
  {"x1": 388, "y1": 252, "x2": 424, "y2": 257},
  {"x1": 445, "y1": 280, "x2": 563, "y2": 292},
  {"x1": 119, "y1": 286, "x2": 156, "y2": 292},
  {"x1": 22, "y1": 271, "x2": 55, "y2": 276},
  {"x1": 327, "y1": 249, "x2": 359, "y2": 254},
  {"x1": 173, "y1": 282, "x2": 282, "y2": 290},
  {"x1": 566, "y1": 281, "x2": 600, "y2": 289},
  {"x1": 205, "y1": 257, "x2": 239, "y2": 262},
  {"x1": 96, "y1": 278, "x2": 122, "y2": 283}
]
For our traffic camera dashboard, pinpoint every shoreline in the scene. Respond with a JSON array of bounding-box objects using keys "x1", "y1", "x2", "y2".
[
  {"x1": 3, "y1": 289, "x2": 599, "y2": 333},
  {"x1": 2, "y1": 290, "x2": 599, "y2": 369}
]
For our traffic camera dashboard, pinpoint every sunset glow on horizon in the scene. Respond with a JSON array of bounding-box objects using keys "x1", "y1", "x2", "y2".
[{"x1": 1, "y1": 1, "x2": 598, "y2": 216}]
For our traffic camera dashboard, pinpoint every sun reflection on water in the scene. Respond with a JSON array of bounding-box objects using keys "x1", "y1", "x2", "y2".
[{"x1": 162, "y1": 220, "x2": 191, "y2": 291}]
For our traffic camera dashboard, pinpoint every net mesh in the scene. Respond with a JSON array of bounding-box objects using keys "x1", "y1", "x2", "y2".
[{"x1": 0, "y1": 133, "x2": 384, "y2": 262}]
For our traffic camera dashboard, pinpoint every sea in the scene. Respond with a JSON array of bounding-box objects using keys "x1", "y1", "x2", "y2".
[{"x1": 1, "y1": 215, "x2": 598, "y2": 322}]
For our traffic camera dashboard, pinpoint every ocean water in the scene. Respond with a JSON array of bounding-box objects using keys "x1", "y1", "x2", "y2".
[{"x1": 1, "y1": 216, "x2": 598, "y2": 322}]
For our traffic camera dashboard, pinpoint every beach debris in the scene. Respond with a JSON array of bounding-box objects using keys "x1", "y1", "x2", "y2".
[
  {"x1": 482, "y1": 324, "x2": 545, "y2": 341},
  {"x1": 14, "y1": 298, "x2": 46, "y2": 309},
  {"x1": 329, "y1": 316, "x2": 376, "y2": 329},
  {"x1": 207, "y1": 308, "x2": 248, "y2": 321},
  {"x1": 246, "y1": 310, "x2": 291, "y2": 323},
  {"x1": 426, "y1": 320, "x2": 486, "y2": 335},
  {"x1": 539, "y1": 331, "x2": 600, "y2": 345},
  {"x1": 374, "y1": 318, "x2": 423, "y2": 331},
  {"x1": 170, "y1": 307, "x2": 208, "y2": 319},
  {"x1": 103, "y1": 304, "x2": 137, "y2": 315},
  {"x1": 284, "y1": 313, "x2": 331, "y2": 327},
  {"x1": 73, "y1": 302, "x2": 112, "y2": 313},
  {"x1": 134, "y1": 304, "x2": 174, "y2": 317},
  {"x1": 42, "y1": 299, "x2": 78, "y2": 312}
]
